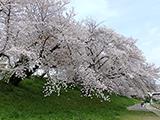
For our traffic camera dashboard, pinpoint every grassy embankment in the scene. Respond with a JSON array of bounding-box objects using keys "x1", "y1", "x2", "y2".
[{"x1": 0, "y1": 77, "x2": 159, "y2": 120}]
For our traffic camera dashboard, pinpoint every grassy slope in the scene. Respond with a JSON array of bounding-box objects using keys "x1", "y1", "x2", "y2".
[{"x1": 0, "y1": 77, "x2": 159, "y2": 120}]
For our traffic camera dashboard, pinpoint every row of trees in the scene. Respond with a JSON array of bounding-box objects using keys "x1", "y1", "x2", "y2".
[{"x1": 0, "y1": 0, "x2": 160, "y2": 100}]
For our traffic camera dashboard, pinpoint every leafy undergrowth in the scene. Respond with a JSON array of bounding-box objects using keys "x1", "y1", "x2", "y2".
[{"x1": 0, "y1": 77, "x2": 159, "y2": 120}]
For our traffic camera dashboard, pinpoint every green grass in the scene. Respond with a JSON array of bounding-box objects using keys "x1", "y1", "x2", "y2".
[
  {"x1": 120, "y1": 111, "x2": 159, "y2": 120},
  {"x1": 0, "y1": 77, "x2": 159, "y2": 120}
]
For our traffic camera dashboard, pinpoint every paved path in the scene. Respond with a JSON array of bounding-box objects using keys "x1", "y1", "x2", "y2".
[
  {"x1": 127, "y1": 103, "x2": 149, "y2": 111},
  {"x1": 145, "y1": 103, "x2": 160, "y2": 117},
  {"x1": 127, "y1": 103, "x2": 160, "y2": 117}
]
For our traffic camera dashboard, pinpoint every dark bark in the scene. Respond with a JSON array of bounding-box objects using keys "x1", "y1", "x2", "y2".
[
  {"x1": 9, "y1": 73, "x2": 22, "y2": 86},
  {"x1": 9, "y1": 65, "x2": 39, "y2": 86},
  {"x1": 40, "y1": 72, "x2": 47, "y2": 78},
  {"x1": 50, "y1": 44, "x2": 60, "y2": 53}
]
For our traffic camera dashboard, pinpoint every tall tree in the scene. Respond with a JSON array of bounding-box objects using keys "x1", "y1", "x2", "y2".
[{"x1": 0, "y1": 0, "x2": 159, "y2": 100}]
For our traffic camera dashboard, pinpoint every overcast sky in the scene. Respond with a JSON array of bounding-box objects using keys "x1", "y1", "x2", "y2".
[{"x1": 70, "y1": 0, "x2": 160, "y2": 67}]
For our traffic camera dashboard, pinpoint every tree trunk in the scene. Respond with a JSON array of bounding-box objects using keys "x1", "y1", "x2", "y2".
[
  {"x1": 40, "y1": 72, "x2": 47, "y2": 78},
  {"x1": 9, "y1": 73, "x2": 22, "y2": 86},
  {"x1": 9, "y1": 65, "x2": 39, "y2": 86}
]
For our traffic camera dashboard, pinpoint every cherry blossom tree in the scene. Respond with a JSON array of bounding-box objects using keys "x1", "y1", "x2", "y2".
[{"x1": 0, "y1": 0, "x2": 159, "y2": 100}]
